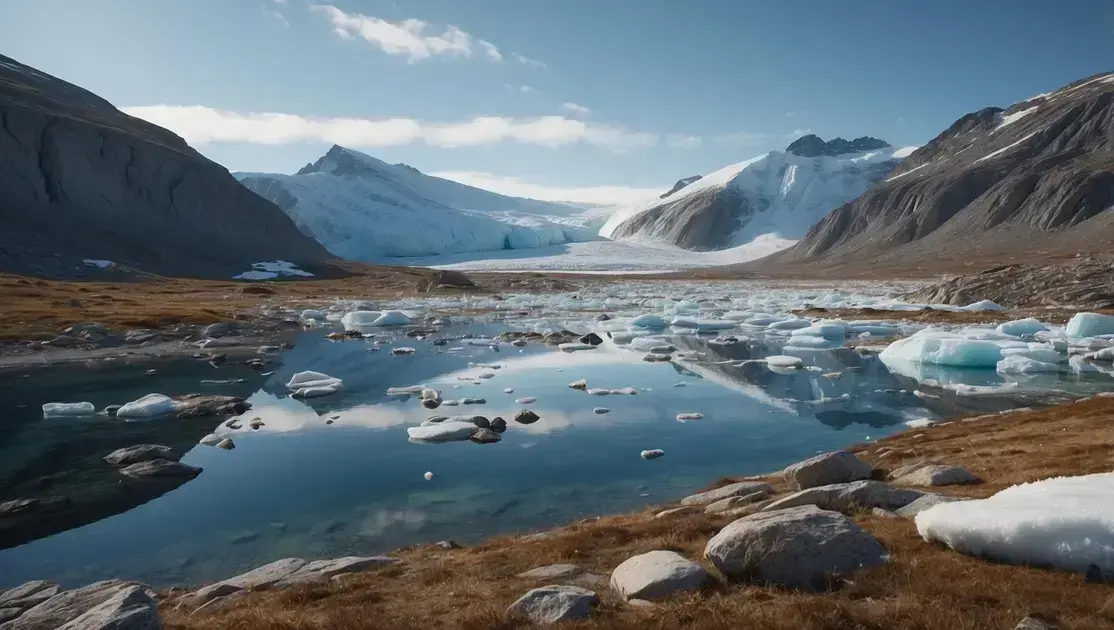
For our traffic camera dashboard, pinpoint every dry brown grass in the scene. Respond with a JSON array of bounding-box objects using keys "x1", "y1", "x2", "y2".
[{"x1": 163, "y1": 399, "x2": 1114, "y2": 630}]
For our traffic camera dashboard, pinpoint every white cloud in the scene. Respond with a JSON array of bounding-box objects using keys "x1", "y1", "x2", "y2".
[
  {"x1": 712, "y1": 131, "x2": 769, "y2": 147},
  {"x1": 561, "y1": 102, "x2": 591, "y2": 117},
  {"x1": 667, "y1": 134, "x2": 702, "y2": 150},
  {"x1": 512, "y1": 53, "x2": 546, "y2": 69},
  {"x1": 123, "y1": 105, "x2": 664, "y2": 152},
  {"x1": 429, "y1": 171, "x2": 661, "y2": 205},
  {"x1": 784, "y1": 127, "x2": 813, "y2": 139},
  {"x1": 504, "y1": 84, "x2": 538, "y2": 94},
  {"x1": 309, "y1": 4, "x2": 501, "y2": 63}
]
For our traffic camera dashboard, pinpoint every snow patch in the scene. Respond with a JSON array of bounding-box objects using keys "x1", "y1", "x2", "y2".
[
  {"x1": 975, "y1": 132, "x2": 1038, "y2": 163},
  {"x1": 234, "y1": 260, "x2": 313, "y2": 280},
  {"x1": 82, "y1": 259, "x2": 113, "y2": 269}
]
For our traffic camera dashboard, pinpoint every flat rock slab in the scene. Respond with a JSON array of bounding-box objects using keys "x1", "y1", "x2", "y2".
[
  {"x1": 610, "y1": 550, "x2": 707, "y2": 601},
  {"x1": 762, "y1": 480, "x2": 923, "y2": 514},
  {"x1": 0, "y1": 582, "x2": 59, "y2": 611},
  {"x1": 705, "y1": 491, "x2": 767, "y2": 514},
  {"x1": 783, "y1": 450, "x2": 872, "y2": 490},
  {"x1": 56, "y1": 585, "x2": 160, "y2": 630},
  {"x1": 890, "y1": 463, "x2": 981, "y2": 486},
  {"x1": 506, "y1": 585, "x2": 599, "y2": 624},
  {"x1": 516, "y1": 565, "x2": 584, "y2": 581},
  {"x1": 119, "y1": 460, "x2": 202, "y2": 480},
  {"x1": 680, "y1": 481, "x2": 773, "y2": 506},
  {"x1": 704, "y1": 505, "x2": 888, "y2": 590},
  {"x1": 1, "y1": 580, "x2": 144, "y2": 630},
  {"x1": 103, "y1": 445, "x2": 179, "y2": 466},
  {"x1": 275, "y1": 557, "x2": 402, "y2": 587},
  {"x1": 895, "y1": 493, "x2": 968, "y2": 518}
]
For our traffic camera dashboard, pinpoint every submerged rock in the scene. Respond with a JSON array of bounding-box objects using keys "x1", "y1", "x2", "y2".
[
  {"x1": 103, "y1": 445, "x2": 179, "y2": 466},
  {"x1": 119, "y1": 459, "x2": 203, "y2": 479}
]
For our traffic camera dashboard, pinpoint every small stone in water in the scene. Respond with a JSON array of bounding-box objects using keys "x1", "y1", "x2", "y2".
[
  {"x1": 504, "y1": 388, "x2": 514, "y2": 394},
  {"x1": 249, "y1": 418, "x2": 265, "y2": 429},
  {"x1": 676, "y1": 413, "x2": 704, "y2": 422},
  {"x1": 594, "y1": 407, "x2": 610, "y2": 414},
  {"x1": 515, "y1": 409, "x2": 541, "y2": 424},
  {"x1": 491, "y1": 417, "x2": 507, "y2": 433},
  {"x1": 424, "y1": 471, "x2": 434, "y2": 480},
  {"x1": 217, "y1": 438, "x2": 235, "y2": 450},
  {"x1": 568, "y1": 378, "x2": 588, "y2": 390},
  {"x1": 673, "y1": 382, "x2": 687, "y2": 388},
  {"x1": 392, "y1": 347, "x2": 416, "y2": 355},
  {"x1": 641, "y1": 449, "x2": 665, "y2": 460},
  {"x1": 515, "y1": 397, "x2": 536, "y2": 404}
]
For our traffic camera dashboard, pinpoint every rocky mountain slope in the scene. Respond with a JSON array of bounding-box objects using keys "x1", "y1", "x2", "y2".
[
  {"x1": 601, "y1": 136, "x2": 911, "y2": 255},
  {"x1": 774, "y1": 72, "x2": 1114, "y2": 266},
  {"x1": 0, "y1": 54, "x2": 330, "y2": 279},
  {"x1": 237, "y1": 146, "x2": 604, "y2": 261}
]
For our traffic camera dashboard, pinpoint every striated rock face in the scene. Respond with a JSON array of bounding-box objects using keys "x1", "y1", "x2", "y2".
[
  {"x1": 902, "y1": 260, "x2": 1114, "y2": 309},
  {"x1": 785, "y1": 134, "x2": 890, "y2": 158},
  {"x1": 0, "y1": 54, "x2": 329, "y2": 278},
  {"x1": 779, "y1": 72, "x2": 1114, "y2": 266},
  {"x1": 660, "y1": 175, "x2": 702, "y2": 199}
]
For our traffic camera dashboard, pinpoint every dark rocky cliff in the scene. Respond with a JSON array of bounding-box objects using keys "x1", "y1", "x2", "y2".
[
  {"x1": 0, "y1": 54, "x2": 330, "y2": 278},
  {"x1": 777, "y1": 72, "x2": 1114, "y2": 265}
]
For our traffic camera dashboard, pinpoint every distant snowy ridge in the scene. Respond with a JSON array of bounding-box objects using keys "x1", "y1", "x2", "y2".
[
  {"x1": 601, "y1": 135, "x2": 916, "y2": 262},
  {"x1": 236, "y1": 146, "x2": 607, "y2": 261}
]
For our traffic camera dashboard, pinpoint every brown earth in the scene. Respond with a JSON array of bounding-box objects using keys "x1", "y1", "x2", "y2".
[{"x1": 162, "y1": 398, "x2": 1114, "y2": 630}]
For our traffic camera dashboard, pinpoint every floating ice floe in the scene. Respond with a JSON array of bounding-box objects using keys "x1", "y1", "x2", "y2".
[
  {"x1": 916, "y1": 472, "x2": 1114, "y2": 577},
  {"x1": 996, "y1": 354, "x2": 1062, "y2": 374},
  {"x1": 879, "y1": 329, "x2": 1007, "y2": 367},
  {"x1": 628, "y1": 336, "x2": 668, "y2": 351},
  {"x1": 117, "y1": 394, "x2": 178, "y2": 418},
  {"x1": 1065, "y1": 312, "x2": 1114, "y2": 338},
  {"x1": 301, "y1": 309, "x2": 326, "y2": 321},
  {"x1": 629, "y1": 314, "x2": 669, "y2": 329},
  {"x1": 515, "y1": 397, "x2": 536, "y2": 404},
  {"x1": 785, "y1": 335, "x2": 839, "y2": 350},
  {"x1": 793, "y1": 320, "x2": 849, "y2": 338},
  {"x1": 767, "y1": 318, "x2": 812, "y2": 331},
  {"x1": 341, "y1": 310, "x2": 413, "y2": 329},
  {"x1": 670, "y1": 317, "x2": 737, "y2": 331},
  {"x1": 1000, "y1": 347, "x2": 1063, "y2": 363},
  {"x1": 742, "y1": 314, "x2": 780, "y2": 327},
  {"x1": 960, "y1": 300, "x2": 1005, "y2": 311},
  {"x1": 764, "y1": 355, "x2": 804, "y2": 369},
  {"x1": 407, "y1": 421, "x2": 479, "y2": 443},
  {"x1": 676, "y1": 413, "x2": 703, "y2": 422},
  {"x1": 995, "y1": 318, "x2": 1049, "y2": 337},
  {"x1": 286, "y1": 371, "x2": 343, "y2": 397},
  {"x1": 42, "y1": 402, "x2": 96, "y2": 418}
]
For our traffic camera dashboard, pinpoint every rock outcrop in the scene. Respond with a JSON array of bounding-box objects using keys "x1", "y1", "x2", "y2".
[
  {"x1": 0, "y1": 53, "x2": 329, "y2": 278},
  {"x1": 774, "y1": 72, "x2": 1114, "y2": 267},
  {"x1": 902, "y1": 259, "x2": 1114, "y2": 309}
]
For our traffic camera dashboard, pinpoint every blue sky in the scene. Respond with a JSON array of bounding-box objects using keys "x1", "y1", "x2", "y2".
[{"x1": 3, "y1": 0, "x2": 1113, "y2": 203}]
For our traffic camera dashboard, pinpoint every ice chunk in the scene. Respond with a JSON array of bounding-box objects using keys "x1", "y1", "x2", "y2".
[
  {"x1": 879, "y1": 331, "x2": 1004, "y2": 367},
  {"x1": 768, "y1": 318, "x2": 812, "y2": 331},
  {"x1": 83, "y1": 258, "x2": 113, "y2": 268},
  {"x1": 630, "y1": 314, "x2": 669, "y2": 329},
  {"x1": 996, "y1": 355, "x2": 1061, "y2": 374},
  {"x1": 676, "y1": 412, "x2": 704, "y2": 422},
  {"x1": 286, "y1": 371, "x2": 343, "y2": 391},
  {"x1": 785, "y1": 335, "x2": 839, "y2": 349},
  {"x1": 765, "y1": 355, "x2": 803, "y2": 368},
  {"x1": 670, "y1": 317, "x2": 736, "y2": 331},
  {"x1": 42, "y1": 402, "x2": 96, "y2": 417},
  {"x1": 847, "y1": 324, "x2": 901, "y2": 336},
  {"x1": 117, "y1": 393, "x2": 177, "y2": 418},
  {"x1": 515, "y1": 397, "x2": 537, "y2": 404},
  {"x1": 373, "y1": 310, "x2": 413, "y2": 326},
  {"x1": 611, "y1": 330, "x2": 651, "y2": 344},
  {"x1": 407, "y1": 421, "x2": 479, "y2": 443},
  {"x1": 961, "y1": 300, "x2": 1005, "y2": 311},
  {"x1": 301, "y1": 309, "x2": 326, "y2": 321},
  {"x1": 916, "y1": 472, "x2": 1114, "y2": 577},
  {"x1": 1000, "y1": 347, "x2": 1063, "y2": 363},
  {"x1": 995, "y1": 318, "x2": 1049, "y2": 337},
  {"x1": 794, "y1": 320, "x2": 848, "y2": 338},
  {"x1": 292, "y1": 385, "x2": 340, "y2": 398},
  {"x1": 629, "y1": 336, "x2": 669, "y2": 351},
  {"x1": 386, "y1": 385, "x2": 424, "y2": 396},
  {"x1": 1065, "y1": 312, "x2": 1114, "y2": 338},
  {"x1": 742, "y1": 315, "x2": 780, "y2": 326},
  {"x1": 341, "y1": 311, "x2": 381, "y2": 329}
]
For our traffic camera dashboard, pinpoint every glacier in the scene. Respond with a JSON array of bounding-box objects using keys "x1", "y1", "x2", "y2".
[{"x1": 236, "y1": 145, "x2": 611, "y2": 261}]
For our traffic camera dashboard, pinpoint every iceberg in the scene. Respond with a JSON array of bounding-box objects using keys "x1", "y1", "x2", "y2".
[
  {"x1": 670, "y1": 317, "x2": 736, "y2": 331},
  {"x1": 961, "y1": 300, "x2": 1005, "y2": 311},
  {"x1": 995, "y1": 318, "x2": 1048, "y2": 337},
  {"x1": 996, "y1": 355, "x2": 1061, "y2": 374},
  {"x1": 794, "y1": 320, "x2": 849, "y2": 338},
  {"x1": 1065, "y1": 312, "x2": 1114, "y2": 338},
  {"x1": 407, "y1": 421, "x2": 479, "y2": 443},
  {"x1": 117, "y1": 394, "x2": 177, "y2": 418},
  {"x1": 879, "y1": 330, "x2": 1005, "y2": 367},
  {"x1": 768, "y1": 318, "x2": 812, "y2": 331},
  {"x1": 42, "y1": 402, "x2": 96, "y2": 418},
  {"x1": 916, "y1": 472, "x2": 1114, "y2": 577},
  {"x1": 630, "y1": 314, "x2": 669, "y2": 329},
  {"x1": 286, "y1": 371, "x2": 343, "y2": 391}
]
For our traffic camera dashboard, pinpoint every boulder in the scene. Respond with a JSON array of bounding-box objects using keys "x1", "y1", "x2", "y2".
[
  {"x1": 680, "y1": 481, "x2": 773, "y2": 506},
  {"x1": 490, "y1": 417, "x2": 507, "y2": 433},
  {"x1": 783, "y1": 451, "x2": 872, "y2": 490},
  {"x1": 655, "y1": 507, "x2": 698, "y2": 519},
  {"x1": 180, "y1": 558, "x2": 307, "y2": 610},
  {"x1": 609, "y1": 550, "x2": 707, "y2": 601},
  {"x1": 119, "y1": 460, "x2": 202, "y2": 480},
  {"x1": 274, "y1": 557, "x2": 402, "y2": 587},
  {"x1": 506, "y1": 585, "x2": 598, "y2": 624},
  {"x1": 762, "y1": 480, "x2": 923, "y2": 513},
  {"x1": 103, "y1": 445, "x2": 178, "y2": 466},
  {"x1": 895, "y1": 493, "x2": 968, "y2": 518},
  {"x1": 174, "y1": 394, "x2": 250, "y2": 418},
  {"x1": 579, "y1": 333, "x2": 603, "y2": 346},
  {"x1": 469, "y1": 428, "x2": 502, "y2": 444},
  {"x1": 514, "y1": 410, "x2": 540, "y2": 425},
  {"x1": 704, "y1": 491, "x2": 767, "y2": 514},
  {"x1": 1, "y1": 580, "x2": 142, "y2": 630},
  {"x1": 0, "y1": 581, "x2": 59, "y2": 611},
  {"x1": 516, "y1": 565, "x2": 584, "y2": 581},
  {"x1": 203, "y1": 323, "x2": 233, "y2": 338},
  {"x1": 704, "y1": 505, "x2": 888, "y2": 589},
  {"x1": 890, "y1": 463, "x2": 981, "y2": 486},
  {"x1": 56, "y1": 585, "x2": 160, "y2": 630}
]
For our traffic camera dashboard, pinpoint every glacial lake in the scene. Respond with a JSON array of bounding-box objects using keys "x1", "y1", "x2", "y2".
[{"x1": 3, "y1": 313, "x2": 1113, "y2": 589}]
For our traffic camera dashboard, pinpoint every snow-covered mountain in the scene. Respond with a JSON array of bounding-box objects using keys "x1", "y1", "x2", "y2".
[
  {"x1": 601, "y1": 135, "x2": 917, "y2": 258},
  {"x1": 236, "y1": 146, "x2": 605, "y2": 260}
]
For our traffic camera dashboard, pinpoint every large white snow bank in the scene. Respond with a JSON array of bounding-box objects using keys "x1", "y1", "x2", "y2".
[
  {"x1": 236, "y1": 147, "x2": 602, "y2": 261},
  {"x1": 1065, "y1": 313, "x2": 1114, "y2": 338},
  {"x1": 916, "y1": 473, "x2": 1114, "y2": 577},
  {"x1": 117, "y1": 394, "x2": 178, "y2": 418}
]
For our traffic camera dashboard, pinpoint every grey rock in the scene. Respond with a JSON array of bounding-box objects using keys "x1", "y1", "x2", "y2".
[
  {"x1": 640, "y1": 449, "x2": 665, "y2": 460},
  {"x1": 890, "y1": 463, "x2": 981, "y2": 486},
  {"x1": 784, "y1": 450, "x2": 872, "y2": 490},
  {"x1": 0, "y1": 609, "x2": 21, "y2": 624},
  {"x1": 47, "y1": 335, "x2": 80, "y2": 348},
  {"x1": 119, "y1": 460, "x2": 202, "y2": 480},
  {"x1": 871, "y1": 508, "x2": 900, "y2": 519},
  {"x1": 1, "y1": 580, "x2": 141, "y2": 630},
  {"x1": 704, "y1": 505, "x2": 888, "y2": 590},
  {"x1": 704, "y1": 491, "x2": 767, "y2": 514},
  {"x1": 506, "y1": 585, "x2": 598, "y2": 624},
  {"x1": 274, "y1": 556, "x2": 402, "y2": 587},
  {"x1": 514, "y1": 409, "x2": 540, "y2": 425},
  {"x1": 655, "y1": 506, "x2": 698, "y2": 519},
  {"x1": 627, "y1": 598, "x2": 655, "y2": 608},
  {"x1": 55, "y1": 585, "x2": 160, "y2": 630},
  {"x1": 516, "y1": 564, "x2": 583, "y2": 580},
  {"x1": 762, "y1": 480, "x2": 923, "y2": 513},
  {"x1": 103, "y1": 445, "x2": 178, "y2": 466},
  {"x1": 203, "y1": 323, "x2": 232, "y2": 338},
  {"x1": 173, "y1": 394, "x2": 249, "y2": 418},
  {"x1": 490, "y1": 417, "x2": 507, "y2": 433},
  {"x1": 895, "y1": 493, "x2": 969, "y2": 518},
  {"x1": 469, "y1": 428, "x2": 502, "y2": 444},
  {"x1": 188, "y1": 591, "x2": 245, "y2": 616},
  {"x1": 0, "y1": 54, "x2": 328, "y2": 280},
  {"x1": 216, "y1": 439, "x2": 235, "y2": 450},
  {"x1": 0, "y1": 582, "x2": 59, "y2": 610},
  {"x1": 1015, "y1": 616, "x2": 1057, "y2": 629},
  {"x1": 609, "y1": 550, "x2": 707, "y2": 600},
  {"x1": 680, "y1": 481, "x2": 774, "y2": 506},
  {"x1": 180, "y1": 558, "x2": 307, "y2": 610}
]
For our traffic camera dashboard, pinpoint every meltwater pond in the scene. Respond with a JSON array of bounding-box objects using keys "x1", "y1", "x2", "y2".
[{"x1": 2, "y1": 315, "x2": 1112, "y2": 589}]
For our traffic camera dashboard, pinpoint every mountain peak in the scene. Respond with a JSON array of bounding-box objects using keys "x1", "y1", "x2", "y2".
[
  {"x1": 295, "y1": 145, "x2": 389, "y2": 177},
  {"x1": 660, "y1": 175, "x2": 702, "y2": 199},
  {"x1": 785, "y1": 134, "x2": 891, "y2": 157}
]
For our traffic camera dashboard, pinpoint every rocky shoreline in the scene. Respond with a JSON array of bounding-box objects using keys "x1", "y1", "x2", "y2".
[{"x1": 3, "y1": 398, "x2": 1110, "y2": 629}]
